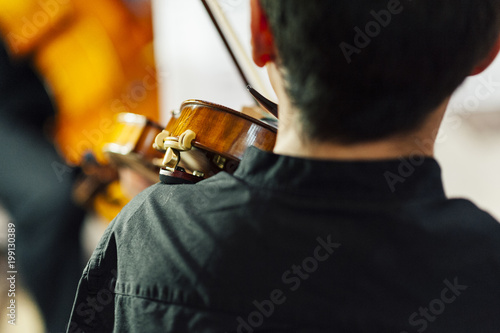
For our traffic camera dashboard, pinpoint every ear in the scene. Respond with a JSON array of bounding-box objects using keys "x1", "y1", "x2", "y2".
[
  {"x1": 470, "y1": 36, "x2": 500, "y2": 76},
  {"x1": 250, "y1": 0, "x2": 276, "y2": 67}
]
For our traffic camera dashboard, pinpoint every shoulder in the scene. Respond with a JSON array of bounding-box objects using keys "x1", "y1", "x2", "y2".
[
  {"x1": 435, "y1": 198, "x2": 500, "y2": 235},
  {"x1": 108, "y1": 172, "x2": 256, "y2": 261},
  {"x1": 412, "y1": 197, "x2": 500, "y2": 276}
]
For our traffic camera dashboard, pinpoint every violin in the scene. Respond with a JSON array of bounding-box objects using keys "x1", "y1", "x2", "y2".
[
  {"x1": 154, "y1": 99, "x2": 277, "y2": 184},
  {"x1": 100, "y1": 0, "x2": 280, "y2": 193},
  {"x1": 142, "y1": 0, "x2": 279, "y2": 184},
  {"x1": 103, "y1": 99, "x2": 277, "y2": 187}
]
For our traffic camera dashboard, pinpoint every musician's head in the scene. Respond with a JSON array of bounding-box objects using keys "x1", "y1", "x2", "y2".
[{"x1": 251, "y1": 0, "x2": 500, "y2": 144}]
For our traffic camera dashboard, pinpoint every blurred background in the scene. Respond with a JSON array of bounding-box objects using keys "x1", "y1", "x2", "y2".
[{"x1": 0, "y1": 0, "x2": 498, "y2": 332}]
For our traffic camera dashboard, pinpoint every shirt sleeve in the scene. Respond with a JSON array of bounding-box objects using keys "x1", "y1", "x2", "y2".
[{"x1": 66, "y1": 223, "x2": 118, "y2": 333}]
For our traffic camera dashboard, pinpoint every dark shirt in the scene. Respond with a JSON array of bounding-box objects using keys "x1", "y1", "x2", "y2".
[{"x1": 67, "y1": 146, "x2": 500, "y2": 333}]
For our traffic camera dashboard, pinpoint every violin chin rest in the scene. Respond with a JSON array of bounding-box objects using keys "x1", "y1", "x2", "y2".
[{"x1": 159, "y1": 168, "x2": 202, "y2": 185}]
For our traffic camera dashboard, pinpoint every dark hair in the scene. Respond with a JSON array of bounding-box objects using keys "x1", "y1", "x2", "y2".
[{"x1": 259, "y1": 0, "x2": 500, "y2": 143}]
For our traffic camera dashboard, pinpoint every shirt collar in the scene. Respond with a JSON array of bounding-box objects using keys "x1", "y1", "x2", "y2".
[{"x1": 234, "y1": 146, "x2": 446, "y2": 202}]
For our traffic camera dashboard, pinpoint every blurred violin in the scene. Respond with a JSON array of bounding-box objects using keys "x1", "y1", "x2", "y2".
[
  {"x1": 0, "y1": 0, "x2": 160, "y2": 165},
  {"x1": 0, "y1": 0, "x2": 160, "y2": 221}
]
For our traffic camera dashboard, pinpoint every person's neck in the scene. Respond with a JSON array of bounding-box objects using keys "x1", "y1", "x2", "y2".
[
  {"x1": 273, "y1": 99, "x2": 449, "y2": 161},
  {"x1": 264, "y1": 62, "x2": 449, "y2": 161},
  {"x1": 275, "y1": 134, "x2": 423, "y2": 162},
  {"x1": 267, "y1": 68, "x2": 449, "y2": 161}
]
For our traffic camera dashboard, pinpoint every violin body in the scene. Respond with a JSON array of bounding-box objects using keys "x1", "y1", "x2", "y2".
[
  {"x1": 155, "y1": 99, "x2": 277, "y2": 183},
  {"x1": 166, "y1": 100, "x2": 276, "y2": 161}
]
